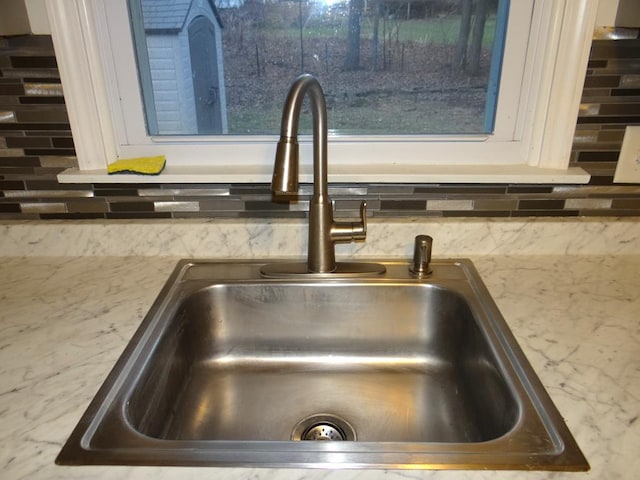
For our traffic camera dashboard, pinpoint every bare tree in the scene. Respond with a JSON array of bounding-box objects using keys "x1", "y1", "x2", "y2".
[
  {"x1": 454, "y1": 0, "x2": 472, "y2": 71},
  {"x1": 298, "y1": 0, "x2": 305, "y2": 73},
  {"x1": 344, "y1": 0, "x2": 364, "y2": 71},
  {"x1": 468, "y1": 0, "x2": 488, "y2": 74},
  {"x1": 371, "y1": 0, "x2": 381, "y2": 71},
  {"x1": 455, "y1": 0, "x2": 490, "y2": 75}
]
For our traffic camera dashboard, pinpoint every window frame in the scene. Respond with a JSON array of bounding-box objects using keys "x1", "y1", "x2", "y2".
[{"x1": 48, "y1": 0, "x2": 598, "y2": 184}]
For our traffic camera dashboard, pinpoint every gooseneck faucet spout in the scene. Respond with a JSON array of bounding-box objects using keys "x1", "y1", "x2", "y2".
[
  {"x1": 262, "y1": 74, "x2": 384, "y2": 277},
  {"x1": 272, "y1": 74, "x2": 327, "y2": 198}
]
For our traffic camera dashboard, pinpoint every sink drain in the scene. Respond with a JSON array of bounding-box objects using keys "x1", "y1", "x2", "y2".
[
  {"x1": 302, "y1": 423, "x2": 345, "y2": 441},
  {"x1": 291, "y1": 414, "x2": 356, "y2": 441}
]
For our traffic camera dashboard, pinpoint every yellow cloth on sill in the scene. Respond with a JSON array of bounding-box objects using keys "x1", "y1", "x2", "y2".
[{"x1": 107, "y1": 155, "x2": 166, "y2": 175}]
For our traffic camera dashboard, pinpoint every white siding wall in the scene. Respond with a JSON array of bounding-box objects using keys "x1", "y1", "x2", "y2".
[
  {"x1": 178, "y1": 27, "x2": 197, "y2": 134},
  {"x1": 146, "y1": 34, "x2": 194, "y2": 133},
  {"x1": 175, "y1": 30, "x2": 198, "y2": 134}
]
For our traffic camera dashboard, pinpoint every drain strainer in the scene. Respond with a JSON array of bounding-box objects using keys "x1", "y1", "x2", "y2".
[
  {"x1": 302, "y1": 423, "x2": 345, "y2": 441},
  {"x1": 291, "y1": 413, "x2": 356, "y2": 441}
]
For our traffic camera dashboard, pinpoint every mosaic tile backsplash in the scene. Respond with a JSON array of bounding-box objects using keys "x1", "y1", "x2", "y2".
[{"x1": 1, "y1": 33, "x2": 640, "y2": 220}]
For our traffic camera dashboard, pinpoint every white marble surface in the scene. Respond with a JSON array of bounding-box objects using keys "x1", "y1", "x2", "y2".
[
  {"x1": 1, "y1": 217, "x2": 639, "y2": 257},
  {"x1": 1, "y1": 253, "x2": 639, "y2": 479}
]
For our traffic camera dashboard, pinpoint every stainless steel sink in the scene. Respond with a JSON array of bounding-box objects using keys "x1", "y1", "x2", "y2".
[{"x1": 57, "y1": 259, "x2": 588, "y2": 470}]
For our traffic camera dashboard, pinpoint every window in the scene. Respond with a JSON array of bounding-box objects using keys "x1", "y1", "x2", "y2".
[
  {"x1": 49, "y1": 0, "x2": 598, "y2": 183},
  {"x1": 130, "y1": 0, "x2": 507, "y2": 137}
]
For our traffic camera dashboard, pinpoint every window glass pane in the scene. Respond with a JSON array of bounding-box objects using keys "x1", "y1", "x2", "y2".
[{"x1": 130, "y1": 0, "x2": 508, "y2": 136}]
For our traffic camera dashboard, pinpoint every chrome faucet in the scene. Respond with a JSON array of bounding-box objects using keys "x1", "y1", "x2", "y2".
[{"x1": 261, "y1": 74, "x2": 384, "y2": 277}]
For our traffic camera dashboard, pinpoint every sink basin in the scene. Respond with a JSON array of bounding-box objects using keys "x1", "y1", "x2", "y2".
[
  {"x1": 132, "y1": 282, "x2": 516, "y2": 444},
  {"x1": 57, "y1": 259, "x2": 588, "y2": 470}
]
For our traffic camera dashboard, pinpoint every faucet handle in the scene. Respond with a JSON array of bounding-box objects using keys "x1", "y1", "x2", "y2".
[
  {"x1": 356, "y1": 201, "x2": 367, "y2": 237},
  {"x1": 330, "y1": 200, "x2": 367, "y2": 242}
]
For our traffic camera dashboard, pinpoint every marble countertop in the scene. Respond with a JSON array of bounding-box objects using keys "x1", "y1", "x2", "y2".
[{"x1": 1, "y1": 253, "x2": 639, "y2": 480}]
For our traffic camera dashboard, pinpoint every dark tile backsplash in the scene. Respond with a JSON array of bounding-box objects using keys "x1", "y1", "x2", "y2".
[{"x1": 1, "y1": 33, "x2": 640, "y2": 220}]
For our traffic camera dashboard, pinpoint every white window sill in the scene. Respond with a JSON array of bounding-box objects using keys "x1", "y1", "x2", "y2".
[{"x1": 57, "y1": 164, "x2": 590, "y2": 184}]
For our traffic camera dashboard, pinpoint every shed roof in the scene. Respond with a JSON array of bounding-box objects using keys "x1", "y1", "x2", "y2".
[{"x1": 141, "y1": 0, "x2": 223, "y2": 32}]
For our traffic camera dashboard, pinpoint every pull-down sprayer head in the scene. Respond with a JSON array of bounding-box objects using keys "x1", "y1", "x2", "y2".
[
  {"x1": 270, "y1": 74, "x2": 328, "y2": 197},
  {"x1": 272, "y1": 136, "x2": 299, "y2": 194}
]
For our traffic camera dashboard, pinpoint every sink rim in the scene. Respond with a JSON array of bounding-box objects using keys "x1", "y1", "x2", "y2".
[{"x1": 56, "y1": 259, "x2": 589, "y2": 471}]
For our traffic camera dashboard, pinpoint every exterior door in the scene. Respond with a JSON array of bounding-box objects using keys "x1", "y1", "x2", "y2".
[{"x1": 188, "y1": 16, "x2": 223, "y2": 134}]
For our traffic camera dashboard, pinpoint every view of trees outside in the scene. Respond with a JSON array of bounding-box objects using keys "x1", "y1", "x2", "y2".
[{"x1": 219, "y1": 0, "x2": 501, "y2": 135}]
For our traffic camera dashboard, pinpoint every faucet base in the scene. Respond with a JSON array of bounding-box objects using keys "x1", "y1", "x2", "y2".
[{"x1": 260, "y1": 262, "x2": 386, "y2": 278}]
